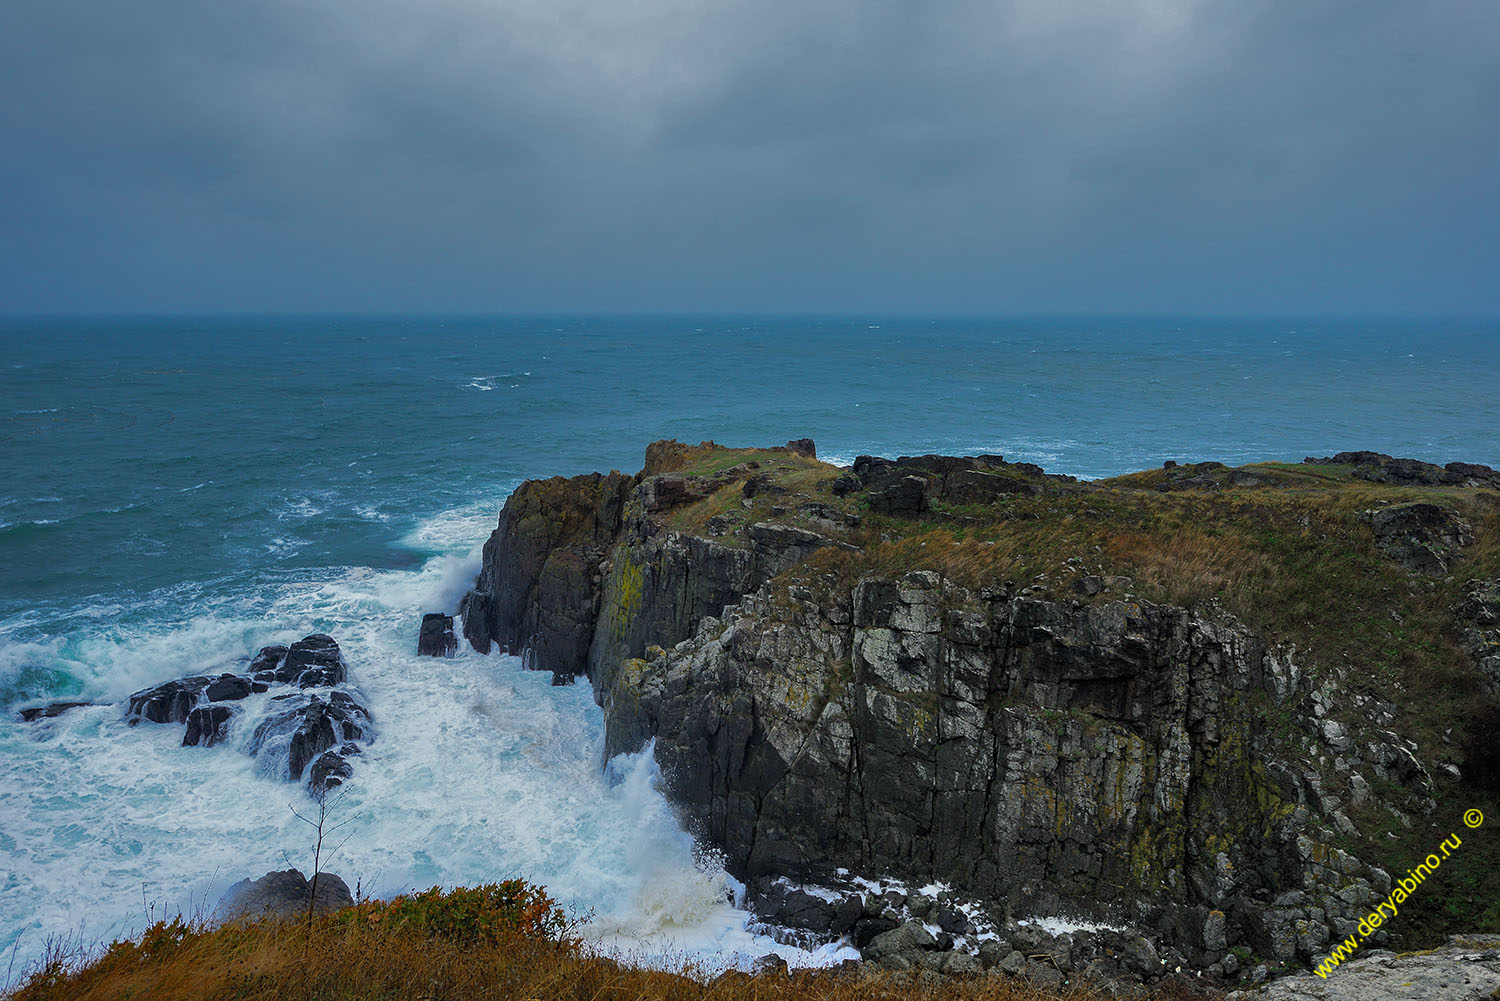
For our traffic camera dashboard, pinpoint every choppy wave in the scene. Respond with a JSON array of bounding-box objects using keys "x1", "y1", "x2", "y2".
[{"x1": 0, "y1": 505, "x2": 837, "y2": 975}]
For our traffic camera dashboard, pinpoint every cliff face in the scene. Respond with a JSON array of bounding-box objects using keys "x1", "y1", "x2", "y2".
[
  {"x1": 606, "y1": 572, "x2": 1424, "y2": 964},
  {"x1": 461, "y1": 471, "x2": 635, "y2": 675},
  {"x1": 459, "y1": 440, "x2": 1499, "y2": 966}
]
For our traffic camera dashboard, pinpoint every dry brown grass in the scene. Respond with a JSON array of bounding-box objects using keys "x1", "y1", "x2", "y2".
[{"x1": 4, "y1": 916, "x2": 1221, "y2": 1001}]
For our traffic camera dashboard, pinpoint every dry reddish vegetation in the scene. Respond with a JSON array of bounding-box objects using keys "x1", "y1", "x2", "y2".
[{"x1": 5, "y1": 885, "x2": 1221, "y2": 1001}]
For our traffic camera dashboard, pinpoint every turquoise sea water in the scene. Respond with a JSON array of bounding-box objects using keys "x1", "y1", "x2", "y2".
[{"x1": 1, "y1": 315, "x2": 1496, "y2": 970}]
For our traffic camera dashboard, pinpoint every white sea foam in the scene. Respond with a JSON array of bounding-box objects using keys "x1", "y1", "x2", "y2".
[
  {"x1": 0, "y1": 503, "x2": 835, "y2": 974},
  {"x1": 275, "y1": 495, "x2": 327, "y2": 521},
  {"x1": 1018, "y1": 915, "x2": 1125, "y2": 935}
]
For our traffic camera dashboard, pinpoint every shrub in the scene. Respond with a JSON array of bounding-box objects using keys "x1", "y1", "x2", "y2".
[{"x1": 339, "y1": 881, "x2": 571, "y2": 947}]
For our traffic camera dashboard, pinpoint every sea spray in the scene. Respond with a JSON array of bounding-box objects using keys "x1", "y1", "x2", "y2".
[{"x1": 0, "y1": 507, "x2": 836, "y2": 973}]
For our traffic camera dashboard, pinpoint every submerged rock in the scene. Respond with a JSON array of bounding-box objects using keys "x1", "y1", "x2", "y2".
[
  {"x1": 417, "y1": 612, "x2": 458, "y2": 657},
  {"x1": 215, "y1": 868, "x2": 354, "y2": 923},
  {"x1": 16, "y1": 701, "x2": 93, "y2": 722}
]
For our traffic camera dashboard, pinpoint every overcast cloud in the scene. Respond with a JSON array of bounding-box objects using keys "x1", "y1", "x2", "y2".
[{"x1": 2, "y1": 0, "x2": 1496, "y2": 314}]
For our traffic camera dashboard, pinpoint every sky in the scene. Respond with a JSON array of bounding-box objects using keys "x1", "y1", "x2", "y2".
[{"x1": 2, "y1": 0, "x2": 1497, "y2": 315}]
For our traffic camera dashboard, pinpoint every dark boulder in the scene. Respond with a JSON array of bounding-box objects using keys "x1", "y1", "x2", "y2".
[
  {"x1": 309, "y1": 744, "x2": 360, "y2": 791},
  {"x1": 207, "y1": 675, "x2": 263, "y2": 701},
  {"x1": 784, "y1": 438, "x2": 817, "y2": 459},
  {"x1": 830, "y1": 896, "x2": 863, "y2": 936},
  {"x1": 128, "y1": 673, "x2": 261, "y2": 725},
  {"x1": 851, "y1": 916, "x2": 899, "y2": 949},
  {"x1": 17, "y1": 701, "x2": 93, "y2": 722},
  {"x1": 284, "y1": 634, "x2": 345, "y2": 688},
  {"x1": 250, "y1": 645, "x2": 293, "y2": 683},
  {"x1": 215, "y1": 868, "x2": 354, "y2": 923},
  {"x1": 417, "y1": 613, "x2": 458, "y2": 657},
  {"x1": 183, "y1": 705, "x2": 237, "y2": 747},
  {"x1": 749, "y1": 880, "x2": 838, "y2": 932},
  {"x1": 127, "y1": 676, "x2": 215, "y2": 724},
  {"x1": 830, "y1": 472, "x2": 863, "y2": 497},
  {"x1": 250, "y1": 692, "x2": 372, "y2": 785}
]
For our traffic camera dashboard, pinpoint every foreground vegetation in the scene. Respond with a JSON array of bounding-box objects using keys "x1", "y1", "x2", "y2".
[{"x1": 5, "y1": 885, "x2": 1219, "y2": 1001}]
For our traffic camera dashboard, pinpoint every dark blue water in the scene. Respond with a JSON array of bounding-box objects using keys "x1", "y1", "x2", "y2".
[{"x1": 0, "y1": 314, "x2": 1495, "y2": 970}]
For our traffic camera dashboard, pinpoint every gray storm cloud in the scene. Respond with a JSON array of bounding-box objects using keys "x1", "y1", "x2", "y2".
[{"x1": 1, "y1": 0, "x2": 1496, "y2": 313}]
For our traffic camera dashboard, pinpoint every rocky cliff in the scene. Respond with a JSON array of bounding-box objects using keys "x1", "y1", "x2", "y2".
[{"x1": 459, "y1": 440, "x2": 1500, "y2": 976}]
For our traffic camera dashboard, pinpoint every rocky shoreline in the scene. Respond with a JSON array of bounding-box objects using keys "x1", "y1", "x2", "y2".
[
  {"x1": 19, "y1": 632, "x2": 375, "y2": 793},
  {"x1": 454, "y1": 439, "x2": 1500, "y2": 992}
]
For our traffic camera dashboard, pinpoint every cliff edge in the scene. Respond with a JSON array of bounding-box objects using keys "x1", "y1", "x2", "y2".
[{"x1": 460, "y1": 440, "x2": 1500, "y2": 980}]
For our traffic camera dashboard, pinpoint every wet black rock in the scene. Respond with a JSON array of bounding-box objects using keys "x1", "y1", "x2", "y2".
[
  {"x1": 127, "y1": 671, "x2": 265, "y2": 725},
  {"x1": 250, "y1": 645, "x2": 294, "y2": 683},
  {"x1": 851, "y1": 916, "x2": 899, "y2": 949},
  {"x1": 127, "y1": 676, "x2": 216, "y2": 724},
  {"x1": 207, "y1": 675, "x2": 264, "y2": 701},
  {"x1": 183, "y1": 705, "x2": 237, "y2": 747},
  {"x1": 250, "y1": 692, "x2": 372, "y2": 787},
  {"x1": 750, "y1": 879, "x2": 839, "y2": 932},
  {"x1": 309, "y1": 743, "x2": 361, "y2": 790},
  {"x1": 418, "y1": 612, "x2": 458, "y2": 657},
  {"x1": 122, "y1": 634, "x2": 371, "y2": 792},
  {"x1": 284, "y1": 634, "x2": 346, "y2": 688},
  {"x1": 17, "y1": 701, "x2": 93, "y2": 722}
]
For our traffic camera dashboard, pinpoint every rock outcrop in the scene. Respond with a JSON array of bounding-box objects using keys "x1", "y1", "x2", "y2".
[
  {"x1": 460, "y1": 441, "x2": 852, "y2": 683},
  {"x1": 124, "y1": 634, "x2": 373, "y2": 791},
  {"x1": 1458, "y1": 579, "x2": 1500, "y2": 696},
  {"x1": 215, "y1": 868, "x2": 354, "y2": 923},
  {"x1": 418, "y1": 612, "x2": 458, "y2": 657},
  {"x1": 460, "y1": 471, "x2": 636, "y2": 675},
  {"x1": 1305, "y1": 451, "x2": 1500, "y2": 489},
  {"x1": 250, "y1": 691, "x2": 372, "y2": 789},
  {"x1": 127, "y1": 674, "x2": 267, "y2": 725},
  {"x1": 852, "y1": 453, "x2": 1082, "y2": 514},
  {"x1": 1362, "y1": 503, "x2": 1473, "y2": 575}
]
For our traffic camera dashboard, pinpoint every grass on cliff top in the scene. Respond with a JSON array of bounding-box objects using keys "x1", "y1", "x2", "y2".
[{"x1": 4, "y1": 887, "x2": 1219, "y2": 1001}]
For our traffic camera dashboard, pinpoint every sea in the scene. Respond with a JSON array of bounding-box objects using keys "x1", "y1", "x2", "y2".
[{"x1": 1, "y1": 315, "x2": 1496, "y2": 976}]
